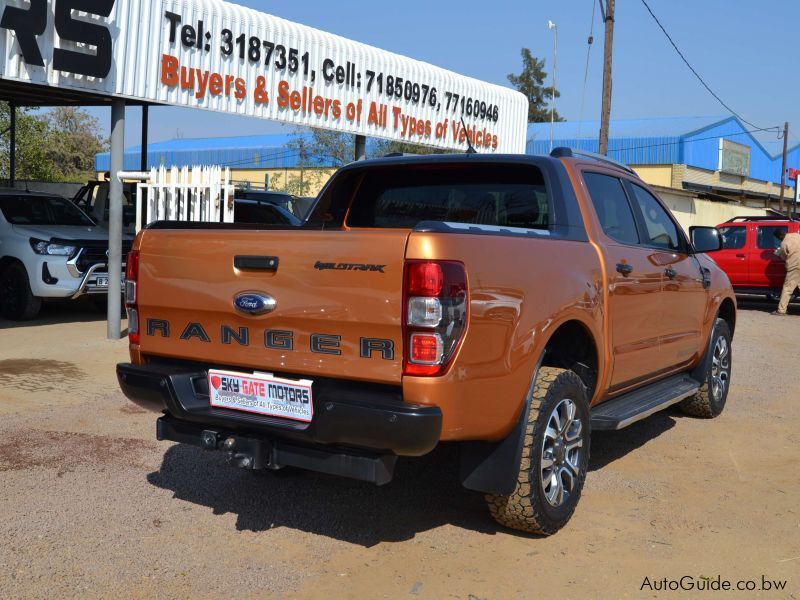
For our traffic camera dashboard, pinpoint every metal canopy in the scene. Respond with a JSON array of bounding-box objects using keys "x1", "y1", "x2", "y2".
[{"x1": 0, "y1": 80, "x2": 155, "y2": 107}]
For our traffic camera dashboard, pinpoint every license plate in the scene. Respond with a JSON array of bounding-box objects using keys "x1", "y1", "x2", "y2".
[
  {"x1": 96, "y1": 277, "x2": 109, "y2": 287},
  {"x1": 208, "y1": 369, "x2": 313, "y2": 422}
]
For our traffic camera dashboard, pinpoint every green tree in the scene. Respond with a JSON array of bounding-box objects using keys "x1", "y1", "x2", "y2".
[
  {"x1": 0, "y1": 102, "x2": 56, "y2": 181},
  {"x1": 45, "y1": 107, "x2": 107, "y2": 181},
  {"x1": 374, "y1": 138, "x2": 451, "y2": 156},
  {"x1": 507, "y1": 48, "x2": 563, "y2": 123},
  {"x1": 300, "y1": 127, "x2": 355, "y2": 167}
]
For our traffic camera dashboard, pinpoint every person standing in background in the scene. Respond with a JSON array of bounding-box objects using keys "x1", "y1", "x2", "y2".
[{"x1": 773, "y1": 228, "x2": 800, "y2": 315}]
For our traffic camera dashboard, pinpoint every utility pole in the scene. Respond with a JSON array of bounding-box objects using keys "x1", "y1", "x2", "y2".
[
  {"x1": 599, "y1": 0, "x2": 615, "y2": 155},
  {"x1": 779, "y1": 121, "x2": 789, "y2": 212}
]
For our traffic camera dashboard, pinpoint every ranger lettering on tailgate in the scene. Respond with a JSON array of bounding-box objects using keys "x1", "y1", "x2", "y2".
[{"x1": 145, "y1": 318, "x2": 395, "y2": 360}]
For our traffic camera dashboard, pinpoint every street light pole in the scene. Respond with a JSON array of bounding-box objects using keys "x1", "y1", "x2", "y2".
[{"x1": 548, "y1": 20, "x2": 558, "y2": 153}]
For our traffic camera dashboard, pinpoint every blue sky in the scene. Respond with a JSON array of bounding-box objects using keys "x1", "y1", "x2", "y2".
[{"x1": 88, "y1": 0, "x2": 799, "y2": 154}]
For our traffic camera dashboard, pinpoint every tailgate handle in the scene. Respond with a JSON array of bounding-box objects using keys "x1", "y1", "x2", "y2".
[{"x1": 234, "y1": 256, "x2": 279, "y2": 271}]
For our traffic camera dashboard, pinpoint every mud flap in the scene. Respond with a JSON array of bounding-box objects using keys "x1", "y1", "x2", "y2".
[
  {"x1": 459, "y1": 364, "x2": 541, "y2": 495},
  {"x1": 459, "y1": 400, "x2": 532, "y2": 495}
]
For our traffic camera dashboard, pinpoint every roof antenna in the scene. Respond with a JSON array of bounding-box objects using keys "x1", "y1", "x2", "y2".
[{"x1": 461, "y1": 117, "x2": 477, "y2": 154}]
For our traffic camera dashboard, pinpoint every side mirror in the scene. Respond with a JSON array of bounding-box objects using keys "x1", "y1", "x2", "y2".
[{"x1": 689, "y1": 226, "x2": 723, "y2": 253}]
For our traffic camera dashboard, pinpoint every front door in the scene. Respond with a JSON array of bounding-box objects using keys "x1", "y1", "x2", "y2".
[{"x1": 713, "y1": 224, "x2": 749, "y2": 288}]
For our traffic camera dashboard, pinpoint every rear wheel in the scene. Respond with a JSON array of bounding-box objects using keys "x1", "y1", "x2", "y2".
[
  {"x1": 485, "y1": 367, "x2": 590, "y2": 535},
  {"x1": 0, "y1": 263, "x2": 42, "y2": 321},
  {"x1": 680, "y1": 318, "x2": 732, "y2": 418}
]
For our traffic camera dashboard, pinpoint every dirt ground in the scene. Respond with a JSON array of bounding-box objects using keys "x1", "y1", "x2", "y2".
[{"x1": 0, "y1": 298, "x2": 798, "y2": 599}]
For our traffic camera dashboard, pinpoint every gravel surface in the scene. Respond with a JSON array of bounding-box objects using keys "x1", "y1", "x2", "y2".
[{"x1": 0, "y1": 299, "x2": 798, "y2": 598}]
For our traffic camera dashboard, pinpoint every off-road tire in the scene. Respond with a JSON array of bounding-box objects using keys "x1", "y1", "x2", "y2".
[
  {"x1": 0, "y1": 263, "x2": 42, "y2": 321},
  {"x1": 680, "y1": 318, "x2": 732, "y2": 418},
  {"x1": 486, "y1": 367, "x2": 590, "y2": 535}
]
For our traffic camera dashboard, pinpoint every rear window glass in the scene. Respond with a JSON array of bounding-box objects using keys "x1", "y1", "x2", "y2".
[
  {"x1": 345, "y1": 165, "x2": 550, "y2": 230},
  {"x1": 718, "y1": 226, "x2": 747, "y2": 249},
  {"x1": 583, "y1": 173, "x2": 639, "y2": 245}
]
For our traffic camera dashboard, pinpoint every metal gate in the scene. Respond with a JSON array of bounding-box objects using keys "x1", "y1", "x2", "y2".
[{"x1": 132, "y1": 166, "x2": 235, "y2": 232}]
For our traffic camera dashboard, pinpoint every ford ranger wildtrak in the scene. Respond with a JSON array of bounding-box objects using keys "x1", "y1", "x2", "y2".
[{"x1": 117, "y1": 149, "x2": 736, "y2": 535}]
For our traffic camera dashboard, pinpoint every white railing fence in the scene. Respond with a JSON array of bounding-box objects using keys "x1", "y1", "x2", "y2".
[{"x1": 131, "y1": 166, "x2": 235, "y2": 232}]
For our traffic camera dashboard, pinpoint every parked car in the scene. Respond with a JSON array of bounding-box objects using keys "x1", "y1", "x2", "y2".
[
  {"x1": 117, "y1": 150, "x2": 735, "y2": 535},
  {"x1": 234, "y1": 189, "x2": 316, "y2": 221},
  {"x1": 233, "y1": 196, "x2": 302, "y2": 226},
  {"x1": 0, "y1": 190, "x2": 132, "y2": 320},
  {"x1": 713, "y1": 215, "x2": 800, "y2": 301},
  {"x1": 72, "y1": 179, "x2": 138, "y2": 235}
]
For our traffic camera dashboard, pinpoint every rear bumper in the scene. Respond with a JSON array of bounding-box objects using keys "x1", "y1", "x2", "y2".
[{"x1": 116, "y1": 362, "x2": 442, "y2": 457}]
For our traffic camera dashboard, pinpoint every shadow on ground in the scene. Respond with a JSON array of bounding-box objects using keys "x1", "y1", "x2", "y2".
[
  {"x1": 147, "y1": 408, "x2": 683, "y2": 545},
  {"x1": 736, "y1": 295, "x2": 799, "y2": 315},
  {"x1": 148, "y1": 442, "x2": 498, "y2": 546},
  {"x1": 0, "y1": 298, "x2": 112, "y2": 330},
  {"x1": 589, "y1": 408, "x2": 679, "y2": 471}
]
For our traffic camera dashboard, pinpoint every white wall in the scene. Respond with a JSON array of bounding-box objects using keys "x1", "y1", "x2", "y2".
[{"x1": 656, "y1": 188, "x2": 767, "y2": 233}]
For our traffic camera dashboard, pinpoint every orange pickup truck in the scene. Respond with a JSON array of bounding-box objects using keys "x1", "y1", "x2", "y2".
[{"x1": 117, "y1": 150, "x2": 736, "y2": 535}]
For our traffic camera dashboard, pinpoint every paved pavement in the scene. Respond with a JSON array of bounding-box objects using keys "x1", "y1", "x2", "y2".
[{"x1": 0, "y1": 298, "x2": 798, "y2": 599}]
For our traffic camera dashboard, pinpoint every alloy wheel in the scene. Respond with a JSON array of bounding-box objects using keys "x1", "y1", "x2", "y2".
[
  {"x1": 540, "y1": 398, "x2": 584, "y2": 508},
  {"x1": 710, "y1": 335, "x2": 730, "y2": 401}
]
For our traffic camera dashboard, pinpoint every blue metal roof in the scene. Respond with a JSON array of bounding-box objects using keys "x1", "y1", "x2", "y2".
[
  {"x1": 96, "y1": 117, "x2": 800, "y2": 187},
  {"x1": 527, "y1": 116, "x2": 727, "y2": 141},
  {"x1": 94, "y1": 133, "x2": 331, "y2": 172},
  {"x1": 527, "y1": 116, "x2": 800, "y2": 185}
]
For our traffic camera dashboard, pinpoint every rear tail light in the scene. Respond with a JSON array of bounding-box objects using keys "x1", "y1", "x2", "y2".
[
  {"x1": 125, "y1": 249, "x2": 140, "y2": 345},
  {"x1": 403, "y1": 260, "x2": 468, "y2": 376}
]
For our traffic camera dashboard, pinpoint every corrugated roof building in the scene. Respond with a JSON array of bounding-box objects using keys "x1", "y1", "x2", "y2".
[
  {"x1": 527, "y1": 116, "x2": 797, "y2": 208},
  {"x1": 95, "y1": 133, "x2": 310, "y2": 172}
]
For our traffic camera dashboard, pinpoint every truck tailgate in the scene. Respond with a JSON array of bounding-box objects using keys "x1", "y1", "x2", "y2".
[{"x1": 135, "y1": 229, "x2": 408, "y2": 384}]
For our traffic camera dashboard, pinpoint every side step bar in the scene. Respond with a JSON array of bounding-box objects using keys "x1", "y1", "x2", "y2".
[{"x1": 590, "y1": 374, "x2": 701, "y2": 431}]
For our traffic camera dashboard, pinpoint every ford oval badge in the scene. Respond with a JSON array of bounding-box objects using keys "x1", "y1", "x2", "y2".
[{"x1": 233, "y1": 292, "x2": 277, "y2": 316}]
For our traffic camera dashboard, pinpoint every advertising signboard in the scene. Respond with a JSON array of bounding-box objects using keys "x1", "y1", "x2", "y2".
[
  {"x1": 0, "y1": 0, "x2": 529, "y2": 152},
  {"x1": 718, "y1": 138, "x2": 751, "y2": 177}
]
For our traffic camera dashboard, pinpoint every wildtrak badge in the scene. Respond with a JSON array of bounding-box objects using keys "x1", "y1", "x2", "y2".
[{"x1": 314, "y1": 261, "x2": 386, "y2": 273}]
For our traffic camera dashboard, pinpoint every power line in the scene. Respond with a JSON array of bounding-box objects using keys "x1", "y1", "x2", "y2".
[
  {"x1": 639, "y1": 0, "x2": 780, "y2": 134},
  {"x1": 605, "y1": 127, "x2": 776, "y2": 155}
]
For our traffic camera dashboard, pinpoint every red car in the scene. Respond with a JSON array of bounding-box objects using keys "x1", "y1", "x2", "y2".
[{"x1": 713, "y1": 216, "x2": 800, "y2": 300}]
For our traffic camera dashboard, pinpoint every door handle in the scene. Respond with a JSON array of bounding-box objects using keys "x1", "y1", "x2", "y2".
[
  {"x1": 234, "y1": 255, "x2": 279, "y2": 271},
  {"x1": 664, "y1": 267, "x2": 677, "y2": 280},
  {"x1": 735, "y1": 253, "x2": 746, "y2": 258},
  {"x1": 616, "y1": 263, "x2": 634, "y2": 276}
]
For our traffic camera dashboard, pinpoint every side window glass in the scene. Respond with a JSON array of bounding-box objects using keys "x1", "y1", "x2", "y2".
[
  {"x1": 583, "y1": 173, "x2": 639, "y2": 245},
  {"x1": 757, "y1": 226, "x2": 788, "y2": 250},
  {"x1": 630, "y1": 184, "x2": 681, "y2": 251},
  {"x1": 718, "y1": 226, "x2": 747, "y2": 249}
]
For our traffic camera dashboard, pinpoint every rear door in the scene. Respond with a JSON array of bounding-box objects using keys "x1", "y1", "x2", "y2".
[
  {"x1": 135, "y1": 229, "x2": 409, "y2": 384},
  {"x1": 626, "y1": 181, "x2": 707, "y2": 369},
  {"x1": 751, "y1": 224, "x2": 788, "y2": 288},
  {"x1": 582, "y1": 172, "x2": 665, "y2": 388},
  {"x1": 713, "y1": 224, "x2": 749, "y2": 287}
]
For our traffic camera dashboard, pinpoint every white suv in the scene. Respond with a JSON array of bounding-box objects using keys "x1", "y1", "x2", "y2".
[{"x1": 0, "y1": 190, "x2": 131, "y2": 320}]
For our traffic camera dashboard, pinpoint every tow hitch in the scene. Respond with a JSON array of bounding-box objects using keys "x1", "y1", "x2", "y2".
[{"x1": 157, "y1": 418, "x2": 396, "y2": 484}]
